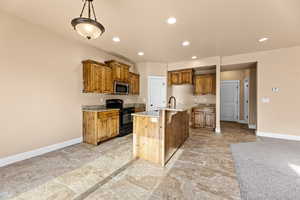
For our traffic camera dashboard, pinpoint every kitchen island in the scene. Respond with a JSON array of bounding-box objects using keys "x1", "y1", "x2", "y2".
[{"x1": 132, "y1": 108, "x2": 189, "y2": 166}]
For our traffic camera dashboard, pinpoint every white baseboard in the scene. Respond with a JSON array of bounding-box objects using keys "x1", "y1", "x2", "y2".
[
  {"x1": 256, "y1": 132, "x2": 300, "y2": 141},
  {"x1": 215, "y1": 127, "x2": 221, "y2": 133},
  {"x1": 238, "y1": 120, "x2": 248, "y2": 124},
  {"x1": 0, "y1": 137, "x2": 83, "y2": 168},
  {"x1": 248, "y1": 124, "x2": 256, "y2": 129}
]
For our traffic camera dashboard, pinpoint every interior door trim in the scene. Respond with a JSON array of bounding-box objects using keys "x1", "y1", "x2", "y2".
[
  {"x1": 147, "y1": 76, "x2": 167, "y2": 111},
  {"x1": 220, "y1": 80, "x2": 240, "y2": 122}
]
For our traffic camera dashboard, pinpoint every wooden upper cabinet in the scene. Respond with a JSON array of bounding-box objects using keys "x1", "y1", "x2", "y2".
[
  {"x1": 102, "y1": 66, "x2": 113, "y2": 93},
  {"x1": 181, "y1": 70, "x2": 193, "y2": 84},
  {"x1": 105, "y1": 60, "x2": 130, "y2": 83},
  {"x1": 194, "y1": 75, "x2": 206, "y2": 95},
  {"x1": 171, "y1": 71, "x2": 182, "y2": 85},
  {"x1": 194, "y1": 74, "x2": 216, "y2": 95},
  {"x1": 129, "y1": 72, "x2": 140, "y2": 95},
  {"x1": 82, "y1": 60, "x2": 113, "y2": 93},
  {"x1": 83, "y1": 60, "x2": 108, "y2": 93},
  {"x1": 168, "y1": 69, "x2": 193, "y2": 85}
]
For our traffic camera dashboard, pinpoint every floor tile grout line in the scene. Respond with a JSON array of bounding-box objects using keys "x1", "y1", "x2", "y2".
[{"x1": 74, "y1": 158, "x2": 138, "y2": 200}]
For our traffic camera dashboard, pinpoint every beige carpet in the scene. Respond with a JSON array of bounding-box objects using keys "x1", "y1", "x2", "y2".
[{"x1": 231, "y1": 138, "x2": 300, "y2": 200}]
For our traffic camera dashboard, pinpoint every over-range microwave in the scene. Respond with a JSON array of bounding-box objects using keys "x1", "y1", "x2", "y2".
[{"x1": 114, "y1": 82, "x2": 129, "y2": 95}]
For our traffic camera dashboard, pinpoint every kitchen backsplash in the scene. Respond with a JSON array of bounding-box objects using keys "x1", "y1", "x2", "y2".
[
  {"x1": 82, "y1": 93, "x2": 145, "y2": 106},
  {"x1": 194, "y1": 94, "x2": 216, "y2": 104}
]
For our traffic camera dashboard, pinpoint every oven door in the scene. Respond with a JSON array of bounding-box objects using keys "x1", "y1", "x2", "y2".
[
  {"x1": 115, "y1": 82, "x2": 129, "y2": 95},
  {"x1": 122, "y1": 110, "x2": 133, "y2": 125}
]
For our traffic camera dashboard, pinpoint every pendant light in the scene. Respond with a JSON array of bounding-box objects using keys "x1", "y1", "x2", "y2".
[{"x1": 71, "y1": 0, "x2": 105, "y2": 40}]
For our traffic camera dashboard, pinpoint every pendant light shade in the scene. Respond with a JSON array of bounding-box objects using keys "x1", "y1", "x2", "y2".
[{"x1": 71, "y1": 0, "x2": 105, "y2": 40}]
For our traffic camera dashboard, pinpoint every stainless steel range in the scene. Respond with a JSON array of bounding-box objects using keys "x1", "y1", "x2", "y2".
[{"x1": 106, "y1": 99, "x2": 134, "y2": 136}]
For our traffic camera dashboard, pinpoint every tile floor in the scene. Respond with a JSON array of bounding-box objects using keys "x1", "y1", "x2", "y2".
[
  {"x1": 0, "y1": 122, "x2": 257, "y2": 200},
  {"x1": 85, "y1": 122, "x2": 257, "y2": 200},
  {"x1": 0, "y1": 135, "x2": 133, "y2": 200}
]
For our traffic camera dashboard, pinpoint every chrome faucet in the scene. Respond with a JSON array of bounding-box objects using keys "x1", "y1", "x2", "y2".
[{"x1": 168, "y1": 96, "x2": 176, "y2": 109}]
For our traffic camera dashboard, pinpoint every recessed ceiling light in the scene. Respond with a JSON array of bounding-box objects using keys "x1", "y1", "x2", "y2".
[
  {"x1": 182, "y1": 41, "x2": 190, "y2": 46},
  {"x1": 138, "y1": 52, "x2": 144, "y2": 56},
  {"x1": 192, "y1": 56, "x2": 197, "y2": 59},
  {"x1": 167, "y1": 17, "x2": 177, "y2": 24},
  {"x1": 112, "y1": 36, "x2": 120, "y2": 42},
  {"x1": 259, "y1": 37, "x2": 269, "y2": 42}
]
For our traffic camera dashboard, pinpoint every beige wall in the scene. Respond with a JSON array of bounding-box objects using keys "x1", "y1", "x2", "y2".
[
  {"x1": 172, "y1": 46, "x2": 300, "y2": 136},
  {"x1": 222, "y1": 47, "x2": 300, "y2": 135},
  {"x1": 0, "y1": 12, "x2": 141, "y2": 158},
  {"x1": 167, "y1": 57, "x2": 219, "y2": 71},
  {"x1": 135, "y1": 62, "x2": 168, "y2": 108}
]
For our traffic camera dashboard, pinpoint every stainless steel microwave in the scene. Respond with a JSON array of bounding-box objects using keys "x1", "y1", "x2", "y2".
[{"x1": 114, "y1": 82, "x2": 129, "y2": 95}]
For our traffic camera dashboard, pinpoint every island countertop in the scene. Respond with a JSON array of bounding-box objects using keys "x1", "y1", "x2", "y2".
[
  {"x1": 131, "y1": 106, "x2": 188, "y2": 118},
  {"x1": 131, "y1": 111, "x2": 159, "y2": 118}
]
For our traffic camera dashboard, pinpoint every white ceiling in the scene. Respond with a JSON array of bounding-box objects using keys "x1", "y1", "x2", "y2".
[{"x1": 1, "y1": 0, "x2": 300, "y2": 63}]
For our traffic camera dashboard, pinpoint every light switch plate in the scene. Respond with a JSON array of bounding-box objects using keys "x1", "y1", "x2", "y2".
[
  {"x1": 272, "y1": 88, "x2": 279, "y2": 92},
  {"x1": 262, "y1": 97, "x2": 270, "y2": 103}
]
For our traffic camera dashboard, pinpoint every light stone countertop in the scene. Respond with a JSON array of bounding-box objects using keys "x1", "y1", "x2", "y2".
[
  {"x1": 82, "y1": 103, "x2": 146, "y2": 112},
  {"x1": 82, "y1": 108, "x2": 120, "y2": 112},
  {"x1": 131, "y1": 111, "x2": 160, "y2": 118},
  {"x1": 158, "y1": 104, "x2": 199, "y2": 112}
]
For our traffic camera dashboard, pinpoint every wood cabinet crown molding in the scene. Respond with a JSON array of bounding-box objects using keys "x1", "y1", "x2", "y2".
[
  {"x1": 82, "y1": 59, "x2": 107, "y2": 67},
  {"x1": 104, "y1": 60, "x2": 131, "y2": 69}
]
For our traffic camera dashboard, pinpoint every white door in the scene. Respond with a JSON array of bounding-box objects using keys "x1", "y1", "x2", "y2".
[
  {"x1": 244, "y1": 79, "x2": 249, "y2": 123},
  {"x1": 148, "y1": 76, "x2": 167, "y2": 111},
  {"x1": 221, "y1": 80, "x2": 240, "y2": 121}
]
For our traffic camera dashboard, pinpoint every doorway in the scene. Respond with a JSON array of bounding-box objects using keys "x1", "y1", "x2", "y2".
[
  {"x1": 220, "y1": 62, "x2": 258, "y2": 130},
  {"x1": 220, "y1": 80, "x2": 240, "y2": 122},
  {"x1": 148, "y1": 76, "x2": 167, "y2": 111}
]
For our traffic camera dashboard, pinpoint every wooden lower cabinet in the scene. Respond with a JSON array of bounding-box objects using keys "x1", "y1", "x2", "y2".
[
  {"x1": 205, "y1": 112, "x2": 216, "y2": 129},
  {"x1": 193, "y1": 111, "x2": 206, "y2": 128},
  {"x1": 192, "y1": 107, "x2": 216, "y2": 129},
  {"x1": 133, "y1": 110, "x2": 189, "y2": 166},
  {"x1": 83, "y1": 110, "x2": 119, "y2": 145}
]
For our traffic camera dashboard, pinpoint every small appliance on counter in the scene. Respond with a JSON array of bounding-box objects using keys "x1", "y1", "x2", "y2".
[{"x1": 106, "y1": 99, "x2": 134, "y2": 136}]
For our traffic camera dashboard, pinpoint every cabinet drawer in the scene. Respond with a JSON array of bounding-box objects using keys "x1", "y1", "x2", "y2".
[{"x1": 97, "y1": 110, "x2": 119, "y2": 119}]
